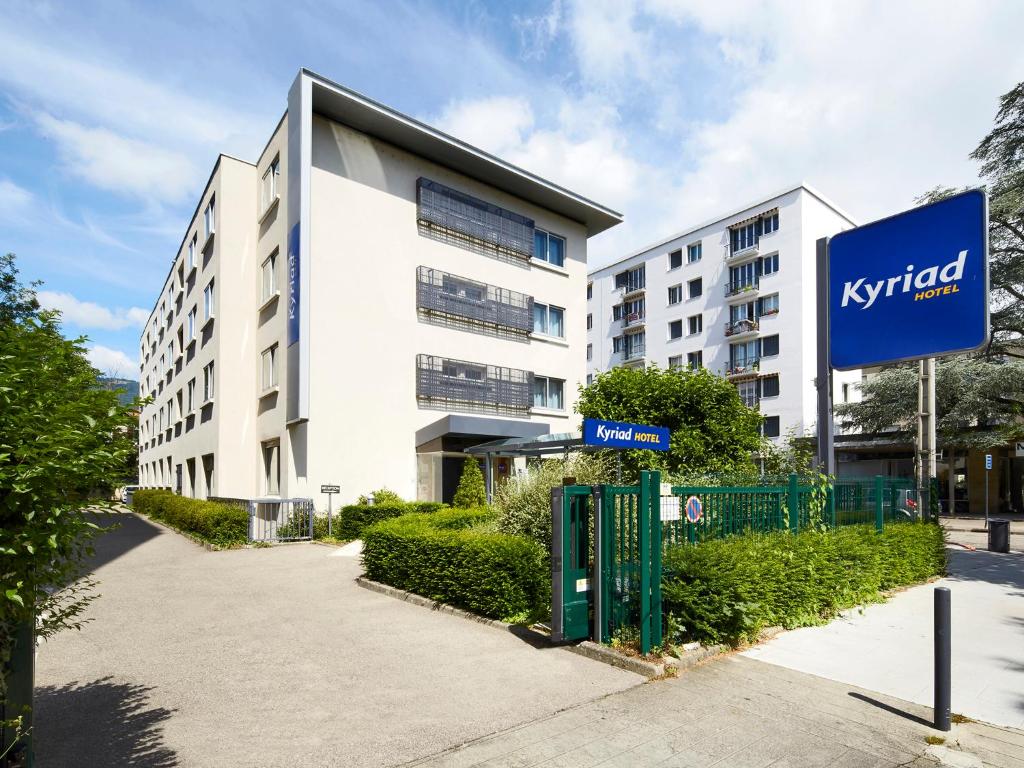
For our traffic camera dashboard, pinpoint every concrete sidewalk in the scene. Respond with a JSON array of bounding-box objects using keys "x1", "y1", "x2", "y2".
[
  {"x1": 34, "y1": 513, "x2": 641, "y2": 767},
  {"x1": 408, "y1": 654, "x2": 1024, "y2": 768},
  {"x1": 742, "y1": 545, "x2": 1024, "y2": 730}
]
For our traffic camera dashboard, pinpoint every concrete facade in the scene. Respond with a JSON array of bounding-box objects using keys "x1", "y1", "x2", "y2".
[
  {"x1": 587, "y1": 185, "x2": 862, "y2": 442},
  {"x1": 137, "y1": 69, "x2": 621, "y2": 507}
]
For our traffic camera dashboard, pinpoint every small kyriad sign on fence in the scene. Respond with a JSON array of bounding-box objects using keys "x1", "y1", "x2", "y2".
[
  {"x1": 829, "y1": 188, "x2": 988, "y2": 370},
  {"x1": 582, "y1": 418, "x2": 670, "y2": 451}
]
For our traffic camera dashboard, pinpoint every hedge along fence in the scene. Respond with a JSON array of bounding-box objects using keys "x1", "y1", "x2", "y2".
[
  {"x1": 132, "y1": 489, "x2": 249, "y2": 548},
  {"x1": 362, "y1": 508, "x2": 549, "y2": 622},
  {"x1": 661, "y1": 522, "x2": 947, "y2": 647},
  {"x1": 337, "y1": 501, "x2": 446, "y2": 540}
]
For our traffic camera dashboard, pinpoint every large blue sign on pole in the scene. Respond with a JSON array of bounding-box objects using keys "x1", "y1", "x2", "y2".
[
  {"x1": 829, "y1": 189, "x2": 988, "y2": 370},
  {"x1": 582, "y1": 418, "x2": 670, "y2": 452}
]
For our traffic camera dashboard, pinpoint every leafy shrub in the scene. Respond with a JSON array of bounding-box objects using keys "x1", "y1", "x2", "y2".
[
  {"x1": 494, "y1": 453, "x2": 616, "y2": 551},
  {"x1": 357, "y1": 488, "x2": 404, "y2": 505},
  {"x1": 661, "y1": 522, "x2": 946, "y2": 646},
  {"x1": 338, "y1": 501, "x2": 446, "y2": 539},
  {"x1": 132, "y1": 489, "x2": 248, "y2": 548},
  {"x1": 362, "y1": 508, "x2": 549, "y2": 622},
  {"x1": 453, "y1": 458, "x2": 487, "y2": 508}
]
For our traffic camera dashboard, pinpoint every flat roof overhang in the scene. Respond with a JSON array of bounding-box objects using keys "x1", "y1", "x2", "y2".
[
  {"x1": 415, "y1": 415, "x2": 549, "y2": 448},
  {"x1": 302, "y1": 69, "x2": 623, "y2": 237},
  {"x1": 466, "y1": 432, "x2": 595, "y2": 457}
]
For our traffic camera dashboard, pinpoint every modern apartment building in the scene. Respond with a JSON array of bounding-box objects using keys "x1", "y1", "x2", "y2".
[
  {"x1": 586, "y1": 185, "x2": 861, "y2": 442},
  {"x1": 137, "y1": 68, "x2": 621, "y2": 506}
]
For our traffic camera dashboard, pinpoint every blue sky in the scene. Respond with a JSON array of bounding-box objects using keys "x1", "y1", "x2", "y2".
[{"x1": 2, "y1": 0, "x2": 1022, "y2": 376}]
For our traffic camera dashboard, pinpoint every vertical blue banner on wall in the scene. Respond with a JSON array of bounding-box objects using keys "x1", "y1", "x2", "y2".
[{"x1": 287, "y1": 222, "x2": 300, "y2": 347}]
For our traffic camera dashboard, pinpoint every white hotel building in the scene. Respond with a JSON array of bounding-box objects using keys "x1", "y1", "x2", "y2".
[
  {"x1": 586, "y1": 185, "x2": 861, "y2": 441},
  {"x1": 137, "y1": 68, "x2": 620, "y2": 506}
]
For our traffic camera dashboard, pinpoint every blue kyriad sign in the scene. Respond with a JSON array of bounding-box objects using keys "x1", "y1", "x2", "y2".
[
  {"x1": 829, "y1": 189, "x2": 988, "y2": 370},
  {"x1": 287, "y1": 223, "x2": 300, "y2": 347},
  {"x1": 582, "y1": 418, "x2": 670, "y2": 452}
]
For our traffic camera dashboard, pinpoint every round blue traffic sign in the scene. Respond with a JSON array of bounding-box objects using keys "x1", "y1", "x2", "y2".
[{"x1": 685, "y1": 495, "x2": 703, "y2": 523}]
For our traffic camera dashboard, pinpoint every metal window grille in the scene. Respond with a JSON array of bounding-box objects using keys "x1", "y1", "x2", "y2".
[
  {"x1": 416, "y1": 178, "x2": 535, "y2": 262},
  {"x1": 416, "y1": 354, "x2": 532, "y2": 414},
  {"x1": 416, "y1": 266, "x2": 533, "y2": 334}
]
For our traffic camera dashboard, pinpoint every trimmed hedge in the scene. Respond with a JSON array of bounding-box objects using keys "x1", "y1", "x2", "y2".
[
  {"x1": 662, "y1": 522, "x2": 947, "y2": 647},
  {"x1": 362, "y1": 508, "x2": 549, "y2": 622},
  {"x1": 132, "y1": 489, "x2": 249, "y2": 548},
  {"x1": 338, "y1": 501, "x2": 446, "y2": 539}
]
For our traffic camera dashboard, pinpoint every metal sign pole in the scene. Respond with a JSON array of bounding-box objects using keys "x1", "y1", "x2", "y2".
[
  {"x1": 815, "y1": 237, "x2": 835, "y2": 475},
  {"x1": 328, "y1": 492, "x2": 333, "y2": 538}
]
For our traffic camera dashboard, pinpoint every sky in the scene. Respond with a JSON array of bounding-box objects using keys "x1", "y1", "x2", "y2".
[{"x1": 1, "y1": 0, "x2": 1022, "y2": 377}]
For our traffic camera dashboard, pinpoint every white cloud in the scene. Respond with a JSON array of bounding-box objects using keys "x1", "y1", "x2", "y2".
[
  {"x1": 567, "y1": 0, "x2": 652, "y2": 85},
  {"x1": 33, "y1": 113, "x2": 200, "y2": 204},
  {"x1": 0, "y1": 178, "x2": 33, "y2": 223},
  {"x1": 435, "y1": 97, "x2": 536, "y2": 157},
  {"x1": 87, "y1": 344, "x2": 135, "y2": 376},
  {"x1": 39, "y1": 290, "x2": 149, "y2": 331},
  {"x1": 516, "y1": 1, "x2": 563, "y2": 61}
]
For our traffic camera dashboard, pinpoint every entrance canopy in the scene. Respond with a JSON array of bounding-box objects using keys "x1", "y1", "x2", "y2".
[{"x1": 465, "y1": 431, "x2": 588, "y2": 458}]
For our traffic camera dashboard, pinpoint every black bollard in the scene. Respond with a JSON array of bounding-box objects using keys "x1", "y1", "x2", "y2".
[{"x1": 934, "y1": 587, "x2": 951, "y2": 731}]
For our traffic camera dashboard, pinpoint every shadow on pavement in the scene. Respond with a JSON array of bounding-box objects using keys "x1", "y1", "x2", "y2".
[
  {"x1": 945, "y1": 548, "x2": 1024, "y2": 595},
  {"x1": 34, "y1": 677, "x2": 178, "y2": 767},
  {"x1": 847, "y1": 692, "x2": 934, "y2": 728},
  {"x1": 83, "y1": 512, "x2": 164, "y2": 574}
]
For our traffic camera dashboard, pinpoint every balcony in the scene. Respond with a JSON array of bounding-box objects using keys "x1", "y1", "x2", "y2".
[
  {"x1": 724, "y1": 318, "x2": 759, "y2": 338},
  {"x1": 416, "y1": 266, "x2": 533, "y2": 335},
  {"x1": 725, "y1": 357, "x2": 760, "y2": 379},
  {"x1": 725, "y1": 278, "x2": 759, "y2": 300},
  {"x1": 416, "y1": 354, "x2": 532, "y2": 414},
  {"x1": 616, "y1": 283, "x2": 645, "y2": 300},
  {"x1": 619, "y1": 343, "x2": 646, "y2": 366},
  {"x1": 622, "y1": 311, "x2": 646, "y2": 329},
  {"x1": 727, "y1": 242, "x2": 760, "y2": 262}
]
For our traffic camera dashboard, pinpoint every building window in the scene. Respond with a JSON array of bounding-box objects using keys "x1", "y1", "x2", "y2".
[
  {"x1": 730, "y1": 211, "x2": 778, "y2": 254},
  {"x1": 761, "y1": 374, "x2": 780, "y2": 398},
  {"x1": 532, "y1": 376, "x2": 564, "y2": 410},
  {"x1": 622, "y1": 297, "x2": 644, "y2": 324},
  {"x1": 762, "y1": 415, "x2": 781, "y2": 438},
  {"x1": 688, "y1": 314, "x2": 702, "y2": 335},
  {"x1": 261, "y1": 345, "x2": 279, "y2": 391},
  {"x1": 613, "y1": 336, "x2": 623, "y2": 354},
  {"x1": 533, "y1": 303, "x2": 565, "y2": 338},
  {"x1": 612, "y1": 304, "x2": 623, "y2": 322},
  {"x1": 203, "y1": 362, "x2": 215, "y2": 403},
  {"x1": 668, "y1": 249, "x2": 682, "y2": 270},
  {"x1": 176, "y1": 389, "x2": 183, "y2": 420},
  {"x1": 261, "y1": 251, "x2": 277, "y2": 301},
  {"x1": 586, "y1": 374, "x2": 593, "y2": 386},
  {"x1": 688, "y1": 278, "x2": 702, "y2": 299},
  {"x1": 687, "y1": 351, "x2": 703, "y2": 369},
  {"x1": 669, "y1": 320, "x2": 683, "y2": 340},
  {"x1": 587, "y1": 282, "x2": 593, "y2": 300},
  {"x1": 842, "y1": 382, "x2": 850, "y2": 403},
  {"x1": 668, "y1": 355, "x2": 682, "y2": 368},
  {"x1": 203, "y1": 280, "x2": 215, "y2": 321},
  {"x1": 186, "y1": 307, "x2": 196, "y2": 342},
  {"x1": 260, "y1": 156, "x2": 280, "y2": 214},
  {"x1": 615, "y1": 265, "x2": 645, "y2": 293},
  {"x1": 737, "y1": 380, "x2": 759, "y2": 408},
  {"x1": 757, "y1": 294, "x2": 779, "y2": 316},
  {"x1": 730, "y1": 340, "x2": 759, "y2": 368},
  {"x1": 534, "y1": 229, "x2": 565, "y2": 267},
  {"x1": 761, "y1": 334, "x2": 780, "y2": 357},
  {"x1": 188, "y1": 235, "x2": 197, "y2": 271},
  {"x1": 586, "y1": 343, "x2": 592, "y2": 361},
  {"x1": 668, "y1": 284, "x2": 682, "y2": 305},
  {"x1": 263, "y1": 441, "x2": 280, "y2": 496},
  {"x1": 761, "y1": 252, "x2": 779, "y2": 275},
  {"x1": 204, "y1": 196, "x2": 216, "y2": 240},
  {"x1": 729, "y1": 261, "x2": 759, "y2": 293},
  {"x1": 687, "y1": 242, "x2": 702, "y2": 263},
  {"x1": 586, "y1": 313, "x2": 592, "y2": 330}
]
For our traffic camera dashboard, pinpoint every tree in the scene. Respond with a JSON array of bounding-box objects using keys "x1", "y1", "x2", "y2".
[
  {"x1": 452, "y1": 458, "x2": 486, "y2": 508},
  {"x1": 1, "y1": 253, "x2": 138, "y2": 761},
  {"x1": 835, "y1": 356, "x2": 1024, "y2": 452},
  {"x1": 576, "y1": 365, "x2": 764, "y2": 479}
]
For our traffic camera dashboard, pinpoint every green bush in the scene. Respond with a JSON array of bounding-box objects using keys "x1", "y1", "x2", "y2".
[
  {"x1": 338, "y1": 501, "x2": 446, "y2": 539},
  {"x1": 132, "y1": 489, "x2": 249, "y2": 548},
  {"x1": 357, "y1": 487, "x2": 404, "y2": 505},
  {"x1": 362, "y1": 508, "x2": 549, "y2": 622},
  {"x1": 661, "y1": 522, "x2": 946, "y2": 647},
  {"x1": 453, "y1": 458, "x2": 487, "y2": 508}
]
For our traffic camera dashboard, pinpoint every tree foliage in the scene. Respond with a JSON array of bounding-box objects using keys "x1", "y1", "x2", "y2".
[
  {"x1": 452, "y1": 458, "x2": 487, "y2": 509},
  {"x1": 575, "y1": 365, "x2": 764, "y2": 479},
  {"x1": 835, "y1": 356, "x2": 1024, "y2": 451},
  {"x1": 1, "y1": 254, "x2": 138, "y2": 710}
]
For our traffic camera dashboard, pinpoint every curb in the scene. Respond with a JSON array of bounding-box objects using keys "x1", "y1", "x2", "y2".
[
  {"x1": 355, "y1": 577, "x2": 515, "y2": 632},
  {"x1": 567, "y1": 641, "x2": 665, "y2": 678}
]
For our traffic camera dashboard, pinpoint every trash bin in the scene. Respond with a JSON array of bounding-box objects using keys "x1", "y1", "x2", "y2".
[{"x1": 988, "y1": 519, "x2": 1010, "y2": 553}]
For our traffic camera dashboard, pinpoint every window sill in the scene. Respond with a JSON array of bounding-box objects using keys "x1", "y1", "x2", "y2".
[
  {"x1": 531, "y1": 407, "x2": 569, "y2": 417},
  {"x1": 201, "y1": 398, "x2": 214, "y2": 407},
  {"x1": 529, "y1": 333, "x2": 569, "y2": 347},
  {"x1": 201, "y1": 315, "x2": 215, "y2": 331},
  {"x1": 187, "y1": 262, "x2": 197, "y2": 277},
  {"x1": 259, "y1": 385, "x2": 280, "y2": 399},
  {"x1": 258, "y1": 291, "x2": 280, "y2": 312},
  {"x1": 202, "y1": 230, "x2": 215, "y2": 253},
  {"x1": 186, "y1": 336, "x2": 196, "y2": 349},
  {"x1": 258, "y1": 196, "x2": 280, "y2": 225},
  {"x1": 530, "y1": 258, "x2": 569, "y2": 276}
]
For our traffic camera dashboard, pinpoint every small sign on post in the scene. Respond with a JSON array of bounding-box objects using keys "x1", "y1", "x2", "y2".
[
  {"x1": 984, "y1": 455, "x2": 992, "y2": 528},
  {"x1": 321, "y1": 484, "x2": 340, "y2": 537}
]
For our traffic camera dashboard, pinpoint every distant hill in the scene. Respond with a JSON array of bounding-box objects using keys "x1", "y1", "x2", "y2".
[{"x1": 98, "y1": 377, "x2": 140, "y2": 406}]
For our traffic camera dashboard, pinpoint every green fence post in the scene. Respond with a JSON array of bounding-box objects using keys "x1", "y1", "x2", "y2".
[
  {"x1": 828, "y1": 483, "x2": 836, "y2": 529},
  {"x1": 638, "y1": 470, "x2": 651, "y2": 655},
  {"x1": 650, "y1": 470, "x2": 662, "y2": 649},
  {"x1": 874, "y1": 475, "x2": 884, "y2": 532},
  {"x1": 788, "y1": 473, "x2": 800, "y2": 533}
]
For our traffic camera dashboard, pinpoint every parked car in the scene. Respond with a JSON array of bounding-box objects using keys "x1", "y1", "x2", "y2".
[{"x1": 121, "y1": 485, "x2": 140, "y2": 505}]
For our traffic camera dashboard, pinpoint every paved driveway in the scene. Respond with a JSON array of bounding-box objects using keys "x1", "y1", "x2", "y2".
[
  {"x1": 742, "y1": 545, "x2": 1024, "y2": 729},
  {"x1": 34, "y1": 514, "x2": 641, "y2": 767}
]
